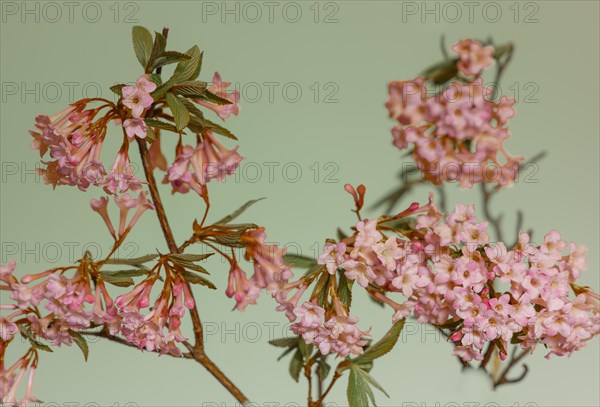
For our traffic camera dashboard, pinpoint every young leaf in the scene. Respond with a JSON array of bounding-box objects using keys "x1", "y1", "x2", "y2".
[
  {"x1": 201, "y1": 118, "x2": 238, "y2": 140},
  {"x1": 104, "y1": 254, "x2": 158, "y2": 265},
  {"x1": 173, "y1": 46, "x2": 202, "y2": 82},
  {"x1": 20, "y1": 326, "x2": 52, "y2": 353},
  {"x1": 354, "y1": 365, "x2": 389, "y2": 398},
  {"x1": 215, "y1": 198, "x2": 266, "y2": 225},
  {"x1": 347, "y1": 366, "x2": 372, "y2": 407},
  {"x1": 353, "y1": 319, "x2": 405, "y2": 365},
  {"x1": 100, "y1": 273, "x2": 135, "y2": 287},
  {"x1": 150, "y1": 51, "x2": 191, "y2": 72},
  {"x1": 132, "y1": 26, "x2": 153, "y2": 68},
  {"x1": 100, "y1": 269, "x2": 149, "y2": 278},
  {"x1": 145, "y1": 118, "x2": 179, "y2": 134},
  {"x1": 289, "y1": 349, "x2": 303, "y2": 383},
  {"x1": 151, "y1": 80, "x2": 175, "y2": 101},
  {"x1": 166, "y1": 93, "x2": 190, "y2": 131},
  {"x1": 181, "y1": 98, "x2": 205, "y2": 119},
  {"x1": 170, "y1": 81, "x2": 208, "y2": 97},
  {"x1": 110, "y1": 84, "x2": 127, "y2": 97},
  {"x1": 196, "y1": 89, "x2": 233, "y2": 105},
  {"x1": 298, "y1": 337, "x2": 314, "y2": 360},
  {"x1": 168, "y1": 253, "x2": 214, "y2": 262},
  {"x1": 70, "y1": 331, "x2": 89, "y2": 361},
  {"x1": 338, "y1": 274, "x2": 353, "y2": 309},
  {"x1": 269, "y1": 337, "x2": 299, "y2": 348},
  {"x1": 176, "y1": 261, "x2": 210, "y2": 274},
  {"x1": 181, "y1": 270, "x2": 216, "y2": 289},
  {"x1": 318, "y1": 359, "x2": 332, "y2": 381},
  {"x1": 283, "y1": 254, "x2": 317, "y2": 268},
  {"x1": 145, "y1": 31, "x2": 167, "y2": 73}
]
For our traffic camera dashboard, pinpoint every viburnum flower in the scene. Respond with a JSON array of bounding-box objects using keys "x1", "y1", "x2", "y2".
[
  {"x1": 28, "y1": 74, "x2": 157, "y2": 195},
  {"x1": 196, "y1": 72, "x2": 240, "y2": 121},
  {"x1": 386, "y1": 40, "x2": 522, "y2": 188},
  {"x1": 122, "y1": 75, "x2": 156, "y2": 118},
  {"x1": 451, "y1": 39, "x2": 496, "y2": 76},
  {"x1": 123, "y1": 118, "x2": 148, "y2": 139},
  {"x1": 309, "y1": 194, "x2": 600, "y2": 362},
  {"x1": 164, "y1": 131, "x2": 243, "y2": 197}
]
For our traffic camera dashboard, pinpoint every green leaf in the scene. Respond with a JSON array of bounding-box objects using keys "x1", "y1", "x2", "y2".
[
  {"x1": 355, "y1": 366, "x2": 389, "y2": 398},
  {"x1": 151, "y1": 80, "x2": 175, "y2": 101},
  {"x1": 145, "y1": 31, "x2": 167, "y2": 73},
  {"x1": 318, "y1": 359, "x2": 331, "y2": 381},
  {"x1": 20, "y1": 326, "x2": 52, "y2": 353},
  {"x1": 283, "y1": 254, "x2": 317, "y2": 268},
  {"x1": 173, "y1": 46, "x2": 202, "y2": 82},
  {"x1": 353, "y1": 320, "x2": 405, "y2": 365},
  {"x1": 347, "y1": 365, "x2": 389, "y2": 407},
  {"x1": 170, "y1": 81, "x2": 208, "y2": 97},
  {"x1": 70, "y1": 331, "x2": 89, "y2": 361},
  {"x1": 166, "y1": 93, "x2": 190, "y2": 132},
  {"x1": 201, "y1": 117, "x2": 238, "y2": 140},
  {"x1": 215, "y1": 198, "x2": 266, "y2": 225},
  {"x1": 269, "y1": 337, "x2": 299, "y2": 348},
  {"x1": 347, "y1": 366, "x2": 372, "y2": 407},
  {"x1": 338, "y1": 274, "x2": 353, "y2": 309},
  {"x1": 168, "y1": 253, "x2": 213, "y2": 262},
  {"x1": 150, "y1": 51, "x2": 191, "y2": 72},
  {"x1": 100, "y1": 269, "x2": 149, "y2": 278},
  {"x1": 110, "y1": 84, "x2": 127, "y2": 97},
  {"x1": 298, "y1": 337, "x2": 314, "y2": 360},
  {"x1": 144, "y1": 118, "x2": 180, "y2": 134},
  {"x1": 100, "y1": 273, "x2": 135, "y2": 287},
  {"x1": 181, "y1": 270, "x2": 216, "y2": 289},
  {"x1": 181, "y1": 98, "x2": 205, "y2": 118},
  {"x1": 132, "y1": 26, "x2": 153, "y2": 68},
  {"x1": 176, "y1": 261, "x2": 210, "y2": 275},
  {"x1": 289, "y1": 349, "x2": 303, "y2": 383},
  {"x1": 104, "y1": 254, "x2": 158, "y2": 265},
  {"x1": 196, "y1": 89, "x2": 233, "y2": 105}
]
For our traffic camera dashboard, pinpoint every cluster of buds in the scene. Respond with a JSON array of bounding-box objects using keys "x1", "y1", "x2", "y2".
[{"x1": 386, "y1": 39, "x2": 522, "y2": 188}]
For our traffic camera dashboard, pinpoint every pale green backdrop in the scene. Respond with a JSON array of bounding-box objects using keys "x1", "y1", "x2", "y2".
[{"x1": 1, "y1": 1, "x2": 598, "y2": 406}]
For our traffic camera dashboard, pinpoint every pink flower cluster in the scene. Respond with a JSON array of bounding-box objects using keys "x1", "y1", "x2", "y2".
[
  {"x1": 386, "y1": 40, "x2": 522, "y2": 188},
  {"x1": 1, "y1": 255, "x2": 193, "y2": 365},
  {"x1": 317, "y1": 197, "x2": 600, "y2": 362},
  {"x1": 451, "y1": 39, "x2": 495, "y2": 77},
  {"x1": 29, "y1": 75, "x2": 156, "y2": 194},
  {"x1": 226, "y1": 226, "x2": 372, "y2": 358},
  {"x1": 90, "y1": 190, "x2": 155, "y2": 239},
  {"x1": 196, "y1": 72, "x2": 240, "y2": 121},
  {"x1": 225, "y1": 227, "x2": 293, "y2": 311},
  {"x1": 290, "y1": 300, "x2": 371, "y2": 358},
  {"x1": 164, "y1": 131, "x2": 243, "y2": 197}
]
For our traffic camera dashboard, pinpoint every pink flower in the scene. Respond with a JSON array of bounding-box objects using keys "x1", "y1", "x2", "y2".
[
  {"x1": 136, "y1": 74, "x2": 157, "y2": 93},
  {"x1": 451, "y1": 39, "x2": 495, "y2": 76},
  {"x1": 318, "y1": 242, "x2": 347, "y2": 274},
  {"x1": 341, "y1": 259, "x2": 376, "y2": 288},
  {"x1": 373, "y1": 237, "x2": 404, "y2": 271},
  {"x1": 196, "y1": 72, "x2": 240, "y2": 121},
  {"x1": 122, "y1": 78, "x2": 154, "y2": 118},
  {"x1": 123, "y1": 118, "x2": 147, "y2": 139},
  {"x1": 90, "y1": 196, "x2": 116, "y2": 239}
]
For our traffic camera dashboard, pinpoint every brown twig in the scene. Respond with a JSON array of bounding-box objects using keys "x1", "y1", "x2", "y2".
[
  {"x1": 492, "y1": 347, "x2": 530, "y2": 389},
  {"x1": 130, "y1": 26, "x2": 250, "y2": 405}
]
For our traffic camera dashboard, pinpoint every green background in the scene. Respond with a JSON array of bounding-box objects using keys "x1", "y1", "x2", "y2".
[{"x1": 1, "y1": 1, "x2": 598, "y2": 406}]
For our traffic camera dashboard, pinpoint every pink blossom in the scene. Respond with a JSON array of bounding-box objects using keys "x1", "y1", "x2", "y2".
[
  {"x1": 318, "y1": 242, "x2": 347, "y2": 274},
  {"x1": 123, "y1": 118, "x2": 147, "y2": 139},
  {"x1": 451, "y1": 39, "x2": 495, "y2": 76},
  {"x1": 196, "y1": 72, "x2": 240, "y2": 121}
]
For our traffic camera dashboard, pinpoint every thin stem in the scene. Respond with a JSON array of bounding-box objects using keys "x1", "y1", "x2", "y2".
[
  {"x1": 129, "y1": 26, "x2": 250, "y2": 406},
  {"x1": 493, "y1": 347, "x2": 529, "y2": 389}
]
